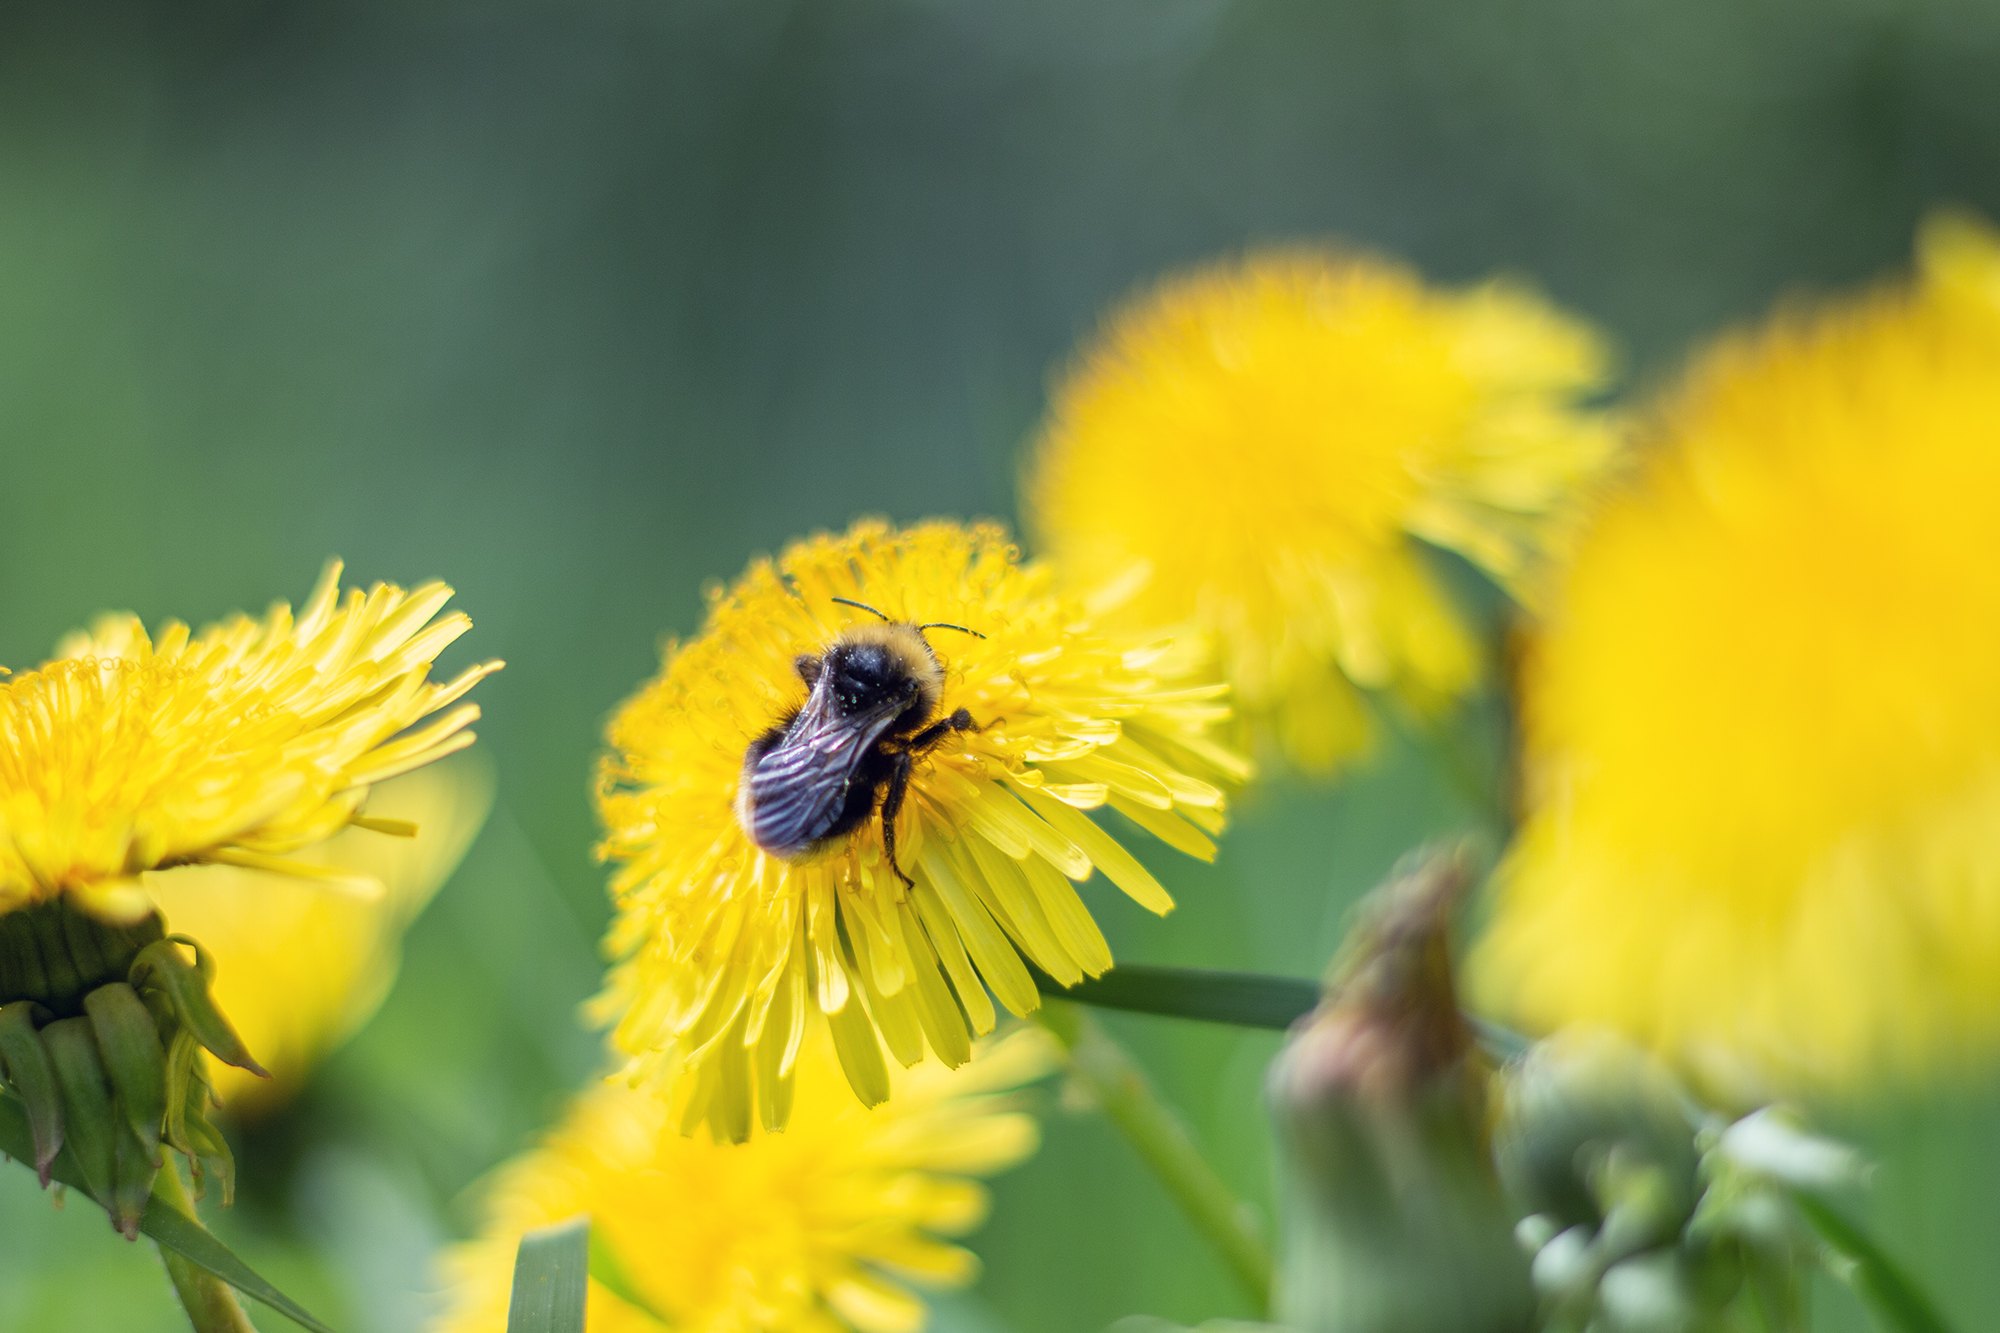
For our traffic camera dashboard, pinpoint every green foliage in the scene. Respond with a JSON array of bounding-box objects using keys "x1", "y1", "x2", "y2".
[
  {"x1": 2, "y1": 1, "x2": 1999, "y2": 1328},
  {"x1": 0, "y1": 1095, "x2": 334, "y2": 1332},
  {"x1": 1794, "y1": 1196, "x2": 1954, "y2": 1333},
  {"x1": 1043, "y1": 965, "x2": 1317, "y2": 1032},
  {"x1": 507, "y1": 1219, "x2": 589, "y2": 1333}
]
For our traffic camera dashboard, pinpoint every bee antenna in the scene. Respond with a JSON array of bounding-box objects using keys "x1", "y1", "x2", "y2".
[
  {"x1": 917, "y1": 621, "x2": 986, "y2": 640},
  {"x1": 830, "y1": 597, "x2": 891, "y2": 622}
]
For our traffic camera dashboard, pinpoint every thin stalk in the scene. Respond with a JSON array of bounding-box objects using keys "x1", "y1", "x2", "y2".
[
  {"x1": 1033, "y1": 961, "x2": 1531, "y2": 1061},
  {"x1": 152, "y1": 1163, "x2": 257, "y2": 1333},
  {"x1": 1794, "y1": 1192, "x2": 1953, "y2": 1333},
  {"x1": 1747, "y1": 1249, "x2": 1809, "y2": 1333},
  {"x1": 1037, "y1": 1003, "x2": 1273, "y2": 1314}
]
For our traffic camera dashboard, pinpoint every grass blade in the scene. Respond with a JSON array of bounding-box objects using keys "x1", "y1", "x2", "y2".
[
  {"x1": 1036, "y1": 963, "x2": 1533, "y2": 1060},
  {"x1": 1034, "y1": 962, "x2": 1317, "y2": 1030},
  {"x1": 508, "y1": 1217, "x2": 590, "y2": 1333},
  {"x1": 1794, "y1": 1192, "x2": 1954, "y2": 1333}
]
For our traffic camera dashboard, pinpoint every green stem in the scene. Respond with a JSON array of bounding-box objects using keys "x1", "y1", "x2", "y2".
[
  {"x1": 1032, "y1": 961, "x2": 1531, "y2": 1060},
  {"x1": 1033, "y1": 960, "x2": 1316, "y2": 1029},
  {"x1": 1794, "y1": 1192, "x2": 1954, "y2": 1333},
  {"x1": 1747, "y1": 1245, "x2": 1808, "y2": 1333},
  {"x1": 152, "y1": 1163, "x2": 257, "y2": 1333},
  {"x1": 1037, "y1": 1003, "x2": 1273, "y2": 1314}
]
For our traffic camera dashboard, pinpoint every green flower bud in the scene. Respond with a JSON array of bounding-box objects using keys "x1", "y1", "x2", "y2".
[
  {"x1": 0, "y1": 897, "x2": 263, "y2": 1232},
  {"x1": 1494, "y1": 1031, "x2": 1700, "y2": 1242},
  {"x1": 1267, "y1": 851, "x2": 1534, "y2": 1333},
  {"x1": 1494, "y1": 1031, "x2": 1849, "y2": 1328},
  {"x1": 1714, "y1": 1107, "x2": 1865, "y2": 1195},
  {"x1": 1596, "y1": 1250, "x2": 1697, "y2": 1333}
]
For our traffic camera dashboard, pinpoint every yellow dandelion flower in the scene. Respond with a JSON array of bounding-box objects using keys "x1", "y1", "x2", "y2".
[
  {"x1": 596, "y1": 519, "x2": 1243, "y2": 1139},
  {"x1": 0, "y1": 562, "x2": 497, "y2": 1230},
  {"x1": 2, "y1": 560, "x2": 500, "y2": 922},
  {"x1": 1026, "y1": 248, "x2": 1619, "y2": 771},
  {"x1": 435, "y1": 1027, "x2": 1052, "y2": 1333},
  {"x1": 1475, "y1": 213, "x2": 2000, "y2": 1091},
  {"x1": 147, "y1": 759, "x2": 494, "y2": 1112}
]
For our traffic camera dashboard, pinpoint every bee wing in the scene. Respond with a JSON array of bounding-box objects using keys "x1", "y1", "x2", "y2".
[{"x1": 742, "y1": 690, "x2": 906, "y2": 855}]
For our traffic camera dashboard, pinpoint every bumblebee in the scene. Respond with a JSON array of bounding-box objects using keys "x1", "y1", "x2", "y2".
[{"x1": 736, "y1": 598, "x2": 982, "y2": 887}]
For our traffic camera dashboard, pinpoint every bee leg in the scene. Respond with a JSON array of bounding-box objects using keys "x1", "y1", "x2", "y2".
[
  {"x1": 879, "y1": 750, "x2": 917, "y2": 889},
  {"x1": 906, "y1": 708, "x2": 979, "y2": 753},
  {"x1": 795, "y1": 653, "x2": 823, "y2": 686}
]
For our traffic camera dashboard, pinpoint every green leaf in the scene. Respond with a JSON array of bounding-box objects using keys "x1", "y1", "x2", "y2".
[
  {"x1": 1035, "y1": 963, "x2": 1532, "y2": 1059},
  {"x1": 140, "y1": 1193, "x2": 331, "y2": 1333},
  {"x1": 0, "y1": 1094, "x2": 334, "y2": 1333},
  {"x1": 1034, "y1": 962, "x2": 1317, "y2": 1030},
  {"x1": 1794, "y1": 1192, "x2": 1955, "y2": 1333},
  {"x1": 508, "y1": 1216, "x2": 590, "y2": 1333}
]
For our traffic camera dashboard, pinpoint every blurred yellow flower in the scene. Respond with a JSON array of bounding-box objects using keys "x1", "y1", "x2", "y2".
[
  {"x1": 1, "y1": 561, "x2": 500, "y2": 923},
  {"x1": 596, "y1": 519, "x2": 1243, "y2": 1139},
  {"x1": 435, "y1": 1027, "x2": 1052, "y2": 1333},
  {"x1": 1026, "y1": 248, "x2": 1618, "y2": 771},
  {"x1": 0, "y1": 563, "x2": 498, "y2": 1226},
  {"x1": 148, "y1": 759, "x2": 494, "y2": 1111},
  {"x1": 1476, "y1": 214, "x2": 2000, "y2": 1091}
]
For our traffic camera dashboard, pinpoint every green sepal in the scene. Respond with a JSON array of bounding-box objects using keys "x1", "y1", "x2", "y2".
[
  {"x1": 131, "y1": 938, "x2": 268, "y2": 1078},
  {"x1": 84, "y1": 982, "x2": 167, "y2": 1162},
  {"x1": 109, "y1": 1122, "x2": 154, "y2": 1239},
  {"x1": 103, "y1": 915, "x2": 168, "y2": 968},
  {"x1": 0, "y1": 922, "x2": 51, "y2": 1008},
  {"x1": 39, "y1": 1017, "x2": 120, "y2": 1214},
  {"x1": 161, "y1": 1027, "x2": 198, "y2": 1151},
  {"x1": 180, "y1": 1093, "x2": 236, "y2": 1206},
  {"x1": 0, "y1": 1001, "x2": 63, "y2": 1184},
  {"x1": 57, "y1": 906, "x2": 112, "y2": 994}
]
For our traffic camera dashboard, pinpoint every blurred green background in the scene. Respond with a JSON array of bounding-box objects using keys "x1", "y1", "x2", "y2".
[{"x1": 4, "y1": 1, "x2": 2000, "y2": 1328}]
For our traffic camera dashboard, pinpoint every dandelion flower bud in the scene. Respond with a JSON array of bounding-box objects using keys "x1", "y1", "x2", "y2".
[
  {"x1": 1494, "y1": 1032, "x2": 1844, "y2": 1328},
  {"x1": 1267, "y1": 852, "x2": 1532, "y2": 1333}
]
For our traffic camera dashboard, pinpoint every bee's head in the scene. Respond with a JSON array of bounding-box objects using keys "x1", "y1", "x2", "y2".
[{"x1": 824, "y1": 624, "x2": 942, "y2": 716}]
